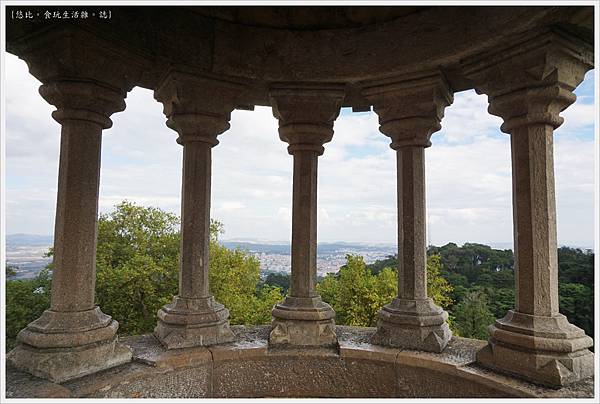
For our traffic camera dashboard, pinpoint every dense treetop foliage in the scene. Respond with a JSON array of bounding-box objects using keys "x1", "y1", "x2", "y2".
[
  {"x1": 6, "y1": 264, "x2": 18, "y2": 279},
  {"x1": 5, "y1": 202, "x2": 594, "y2": 349},
  {"x1": 359, "y1": 243, "x2": 594, "y2": 339},
  {"x1": 6, "y1": 201, "x2": 283, "y2": 349},
  {"x1": 317, "y1": 253, "x2": 453, "y2": 328}
]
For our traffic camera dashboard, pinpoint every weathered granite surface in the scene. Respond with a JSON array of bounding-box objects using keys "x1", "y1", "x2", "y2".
[
  {"x1": 4, "y1": 6, "x2": 594, "y2": 392},
  {"x1": 5, "y1": 325, "x2": 594, "y2": 398}
]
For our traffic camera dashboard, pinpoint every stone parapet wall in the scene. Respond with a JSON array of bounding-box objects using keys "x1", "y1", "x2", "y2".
[{"x1": 5, "y1": 326, "x2": 594, "y2": 398}]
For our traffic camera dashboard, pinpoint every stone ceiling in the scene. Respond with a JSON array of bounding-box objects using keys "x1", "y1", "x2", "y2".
[{"x1": 189, "y1": 6, "x2": 427, "y2": 30}]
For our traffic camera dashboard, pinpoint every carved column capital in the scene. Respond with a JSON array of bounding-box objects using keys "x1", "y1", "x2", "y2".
[
  {"x1": 269, "y1": 84, "x2": 345, "y2": 155},
  {"x1": 39, "y1": 81, "x2": 126, "y2": 129},
  {"x1": 462, "y1": 29, "x2": 593, "y2": 133},
  {"x1": 362, "y1": 71, "x2": 453, "y2": 149},
  {"x1": 154, "y1": 70, "x2": 247, "y2": 146},
  {"x1": 11, "y1": 27, "x2": 145, "y2": 131}
]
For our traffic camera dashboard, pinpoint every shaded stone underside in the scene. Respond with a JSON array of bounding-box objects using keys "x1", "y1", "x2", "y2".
[
  {"x1": 5, "y1": 6, "x2": 593, "y2": 108},
  {"x1": 5, "y1": 326, "x2": 593, "y2": 398}
]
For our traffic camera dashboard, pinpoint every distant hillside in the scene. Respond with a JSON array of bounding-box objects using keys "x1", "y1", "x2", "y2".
[
  {"x1": 6, "y1": 234, "x2": 53, "y2": 247},
  {"x1": 221, "y1": 241, "x2": 396, "y2": 255}
]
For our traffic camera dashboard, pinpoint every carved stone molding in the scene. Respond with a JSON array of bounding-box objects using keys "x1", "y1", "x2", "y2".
[
  {"x1": 462, "y1": 28, "x2": 593, "y2": 130},
  {"x1": 270, "y1": 84, "x2": 345, "y2": 154},
  {"x1": 11, "y1": 26, "x2": 145, "y2": 92},
  {"x1": 362, "y1": 71, "x2": 453, "y2": 149},
  {"x1": 155, "y1": 69, "x2": 248, "y2": 145},
  {"x1": 40, "y1": 80, "x2": 126, "y2": 129}
]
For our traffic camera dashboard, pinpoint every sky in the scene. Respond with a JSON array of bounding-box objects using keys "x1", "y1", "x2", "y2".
[{"x1": 3, "y1": 52, "x2": 597, "y2": 248}]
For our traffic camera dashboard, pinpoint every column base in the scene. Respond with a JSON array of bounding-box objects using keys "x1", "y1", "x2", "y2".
[
  {"x1": 7, "y1": 307, "x2": 132, "y2": 383},
  {"x1": 370, "y1": 298, "x2": 451, "y2": 353},
  {"x1": 154, "y1": 296, "x2": 235, "y2": 349},
  {"x1": 269, "y1": 296, "x2": 337, "y2": 347},
  {"x1": 476, "y1": 310, "x2": 594, "y2": 388}
]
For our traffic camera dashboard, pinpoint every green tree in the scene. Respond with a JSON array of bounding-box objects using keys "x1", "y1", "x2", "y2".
[
  {"x1": 558, "y1": 247, "x2": 594, "y2": 285},
  {"x1": 94, "y1": 202, "x2": 181, "y2": 335},
  {"x1": 6, "y1": 201, "x2": 284, "y2": 343},
  {"x1": 96, "y1": 201, "x2": 283, "y2": 333},
  {"x1": 96, "y1": 253, "x2": 175, "y2": 335},
  {"x1": 428, "y1": 243, "x2": 514, "y2": 285},
  {"x1": 6, "y1": 263, "x2": 18, "y2": 279},
  {"x1": 427, "y1": 254, "x2": 453, "y2": 308},
  {"x1": 368, "y1": 243, "x2": 594, "y2": 341},
  {"x1": 5, "y1": 268, "x2": 52, "y2": 350},
  {"x1": 559, "y1": 283, "x2": 593, "y2": 337},
  {"x1": 96, "y1": 201, "x2": 181, "y2": 271},
  {"x1": 264, "y1": 272, "x2": 290, "y2": 294},
  {"x1": 367, "y1": 255, "x2": 398, "y2": 276},
  {"x1": 318, "y1": 255, "x2": 397, "y2": 326},
  {"x1": 318, "y1": 254, "x2": 452, "y2": 327},
  {"x1": 452, "y1": 290, "x2": 495, "y2": 340},
  {"x1": 484, "y1": 287, "x2": 514, "y2": 319},
  {"x1": 209, "y1": 241, "x2": 282, "y2": 325}
]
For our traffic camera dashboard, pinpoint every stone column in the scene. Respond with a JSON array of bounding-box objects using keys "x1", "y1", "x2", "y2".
[
  {"x1": 362, "y1": 72, "x2": 453, "y2": 352},
  {"x1": 8, "y1": 80, "x2": 132, "y2": 382},
  {"x1": 268, "y1": 85, "x2": 344, "y2": 347},
  {"x1": 153, "y1": 71, "x2": 245, "y2": 349},
  {"x1": 462, "y1": 29, "x2": 594, "y2": 387}
]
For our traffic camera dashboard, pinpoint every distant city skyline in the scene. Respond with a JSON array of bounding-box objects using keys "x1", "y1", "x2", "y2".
[
  {"x1": 4, "y1": 232, "x2": 594, "y2": 251},
  {"x1": 5, "y1": 233, "x2": 594, "y2": 283},
  {"x1": 3, "y1": 53, "x2": 597, "y2": 247}
]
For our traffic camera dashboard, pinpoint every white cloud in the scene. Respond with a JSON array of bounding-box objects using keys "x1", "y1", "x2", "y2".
[
  {"x1": 3, "y1": 51, "x2": 596, "y2": 248},
  {"x1": 435, "y1": 90, "x2": 503, "y2": 144},
  {"x1": 215, "y1": 201, "x2": 246, "y2": 213}
]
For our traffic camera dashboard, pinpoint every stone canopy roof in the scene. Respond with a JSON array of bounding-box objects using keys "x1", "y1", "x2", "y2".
[{"x1": 6, "y1": 6, "x2": 594, "y2": 109}]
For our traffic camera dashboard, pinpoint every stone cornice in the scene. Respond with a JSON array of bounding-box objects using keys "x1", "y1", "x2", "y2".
[
  {"x1": 6, "y1": 8, "x2": 592, "y2": 108},
  {"x1": 461, "y1": 28, "x2": 593, "y2": 133},
  {"x1": 361, "y1": 70, "x2": 452, "y2": 103},
  {"x1": 461, "y1": 28, "x2": 593, "y2": 97},
  {"x1": 10, "y1": 25, "x2": 147, "y2": 93}
]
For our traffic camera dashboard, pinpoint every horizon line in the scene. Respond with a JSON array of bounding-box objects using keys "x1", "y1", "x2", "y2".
[{"x1": 5, "y1": 233, "x2": 595, "y2": 251}]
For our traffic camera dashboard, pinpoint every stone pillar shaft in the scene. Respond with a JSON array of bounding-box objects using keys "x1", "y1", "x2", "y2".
[
  {"x1": 363, "y1": 72, "x2": 453, "y2": 353},
  {"x1": 153, "y1": 71, "x2": 242, "y2": 349},
  {"x1": 8, "y1": 80, "x2": 132, "y2": 383},
  {"x1": 462, "y1": 29, "x2": 594, "y2": 387},
  {"x1": 290, "y1": 149, "x2": 319, "y2": 298},
  {"x1": 268, "y1": 86, "x2": 344, "y2": 347},
  {"x1": 397, "y1": 146, "x2": 427, "y2": 301},
  {"x1": 511, "y1": 124, "x2": 559, "y2": 317},
  {"x1": 179, "y1": 139, "x2": 212, "y2": 299},
  {"x1": 51, "y1": 120, "x2": 103, "y2": 312}
]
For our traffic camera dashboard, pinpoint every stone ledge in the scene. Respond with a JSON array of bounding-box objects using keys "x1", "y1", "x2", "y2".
[{"x1": 5, "y1": 325, "x2": 594, "y2": 398}]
